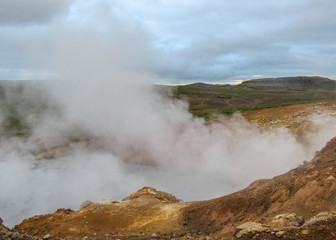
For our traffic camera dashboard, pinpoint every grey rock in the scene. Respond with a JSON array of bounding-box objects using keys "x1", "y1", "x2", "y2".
[
  {"x1": 235, "y1": 222, "x2": 270, "y2": 238},
  {"x1": 276, "y1": 231, "x2": 285, "y2": 237},
  {"x1": 43, "y1": 234, "x2": 51, "y2": 239},
  {"x1": 0, "y1": 222, "x2": 38, "y2": 240},
  {"x1": 297, "y1": 216, "x2": 305, "y2": 225},
  {"x1": 272, "y1": 213, "x2": 297, "y2": 228},
  {"x1": 288, "y1": 221, "x2": 299, "y2": 227},
  {"x1": 305, "y1": 212, "x2": 333, "y2": 226},
  {"x1": 316, "y1": 211, "x2": 329, "y2": 217}
]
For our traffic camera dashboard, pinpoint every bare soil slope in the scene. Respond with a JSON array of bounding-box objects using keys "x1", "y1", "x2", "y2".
[
  {"x1": 242, "y1": 101, "x2": 336, "y2": 134},
  {"x1": 183, "y1": 136, "x2": 336, "y2": 238}
]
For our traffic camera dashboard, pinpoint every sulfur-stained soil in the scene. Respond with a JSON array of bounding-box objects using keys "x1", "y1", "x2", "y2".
[
  {"x1": 14, "y1": 187, "x2": 192, "y2": 240},
  {"x1": 8, "y1": 101, "x2": 336, "y2": 240},
  {"x1": 242, "y1": 101, "x2": 336, "y2": 134}
]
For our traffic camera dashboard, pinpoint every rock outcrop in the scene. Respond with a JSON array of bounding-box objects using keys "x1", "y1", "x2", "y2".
[
  {"x1": 234, "y1": 222, "x2": 270, "y2": 238},
  {"x1": 0, "y1": 220, "x2": 37, "y2": 240},
  {"x1": 14, "y1": 187, "x2": 190, "y2": 240},
  {"x1": 235, "y1": 211, "x2": 336, "y2": 239}
]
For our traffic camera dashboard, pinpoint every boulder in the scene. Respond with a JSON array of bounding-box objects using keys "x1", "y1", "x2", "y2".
[
  {"x1": 305, "y1": 211, "x2": 333, "y2": 226},
  {"x1": 235, "y1": 222, "x2": 270, "y2": 238},
  {"x1": 271, "y1": 213, "x2": 303, "y2": 228},
  {"x1": 276, "y1": 231, "x2": 285, "y2": 237},
  {"x1": 122, "y1": 187, "x2": 180, "y2": 203}
]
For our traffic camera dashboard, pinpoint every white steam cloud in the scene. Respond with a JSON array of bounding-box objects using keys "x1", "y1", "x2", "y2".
[{"x1": 1, "y1": 9, "x2": 336, "y2": 227}]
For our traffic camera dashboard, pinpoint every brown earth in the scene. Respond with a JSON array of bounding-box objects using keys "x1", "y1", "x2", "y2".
[
  {"x1": 11, "y1": 101, "x2": 336, "y2": 239},
  {"x1": 14, "y1": 187, "x2": 192, "y2": 240},
  {"x1": 242, "y1": 101, "x2": 336, "y2": 137},
  {"x1": 204, "y1": 101, "x2": 336, "y2": 144}
]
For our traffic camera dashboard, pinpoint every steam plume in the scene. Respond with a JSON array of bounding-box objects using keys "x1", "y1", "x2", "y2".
[{"x1": 0, "y1": 9, "x2": 336, "y2": 227}]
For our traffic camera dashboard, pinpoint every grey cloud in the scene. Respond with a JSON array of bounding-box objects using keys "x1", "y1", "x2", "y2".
[
  {"x1": 0, "y1": 0, "x2": 72, "y2": 25},
  {"x1": 125, "y1": 0, "x2": 336, "y2": 82},
  {"x1": 0, "y1": 25, "x2": 48, "y2": 79},
  {"x1": 0, "y1": 2, "x2": 156, "y2": 80},
  {"x1": 1, "y1": 0, "x2": 336, "y2": 82}
]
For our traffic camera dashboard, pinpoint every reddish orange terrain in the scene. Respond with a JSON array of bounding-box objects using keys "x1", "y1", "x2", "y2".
[{"x1": 4, "y1": 102, "x2": 336, "y2": 240}]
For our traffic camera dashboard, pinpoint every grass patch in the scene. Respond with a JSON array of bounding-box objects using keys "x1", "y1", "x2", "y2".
[
  {"x1": 189, "y1": 104, "x2": 212, "y2": 111},
  {"x1": 173, "y1": 79, "x2": 336, "y2": 119},
  {"x1": 1, "y1": 106, "x2": 30, "y2": 136},
  {"x1": 216, "y1": 93, "x2": 243, "y2": 99}
]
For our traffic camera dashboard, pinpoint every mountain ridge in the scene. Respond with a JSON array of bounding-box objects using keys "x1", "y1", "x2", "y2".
[
  {"x1": 181, "y1": 76, "x2": 336, "y2": 89},
  {"x1": 240, "y1": 76, "x2": 336, "y2": 90}
]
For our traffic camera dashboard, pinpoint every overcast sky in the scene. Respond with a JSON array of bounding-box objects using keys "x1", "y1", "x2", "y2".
[{"x1": 0, "y1": 0, "x2": 335, "y2": 83}]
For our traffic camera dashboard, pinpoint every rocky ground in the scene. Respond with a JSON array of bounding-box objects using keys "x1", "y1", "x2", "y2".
[
  {"x1": 0, "y1": 218, "x2": 38, "y2": 240},
  {"x1": 182, "y1": 134, "x2": 336, "y2": 238},
  {"x1": 3, "y1": 101, "x2": 336, "y2": 239},
  {"x1": 235, "y1": 212, "x2": 336, "y2": 239},
  {"x1": 13, "y1": 187, "x2": 192, "y2": 240},
  {"x1": 242, "y1": 101, "x2": 336, "y2": 137}
]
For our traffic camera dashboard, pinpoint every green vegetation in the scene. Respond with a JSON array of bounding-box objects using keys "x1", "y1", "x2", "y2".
[
  {"x1": 172, "y1": 76, "x2": 336, "y2": 119},
  {"x1": 189, "y1": 104, "x2": 212, "y2": 111},
  {"x1": 1, "y1": 76, "x2": 336, "y2": 136},
  {"x1": 1, "y1": 106, "x2": 30, "y2": 136},
  {"x1": 0, "y1": 81, "x2": 50, "y2": 137},
  {"x1": 216, "y1": 92, "x2": 243, "y2": 99},
  {"x1": 155, "y1": 190, "x2": 181, "y2": 203}
]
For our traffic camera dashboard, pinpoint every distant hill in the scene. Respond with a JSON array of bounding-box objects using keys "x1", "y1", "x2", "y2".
[
  {"x1": 174, "y1": 76, "x2": 336, "y2": 119},
  {"x1": 240, "y1": 76, "x2": 336, "y2": 90},
  {"x1": 184, "y1": 82, "x2": 230, "y2": 88}
]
